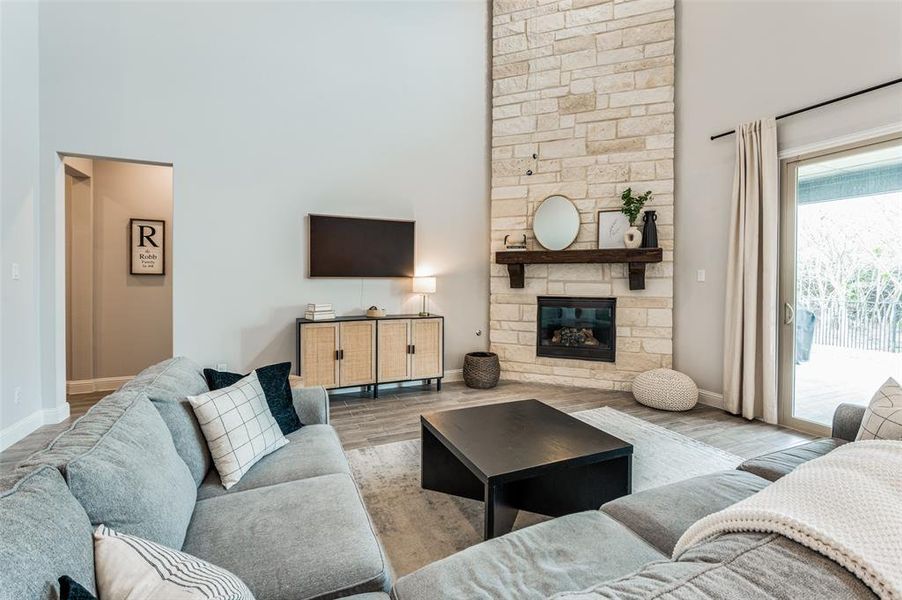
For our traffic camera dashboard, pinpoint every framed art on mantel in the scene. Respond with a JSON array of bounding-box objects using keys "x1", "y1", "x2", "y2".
[
  {"x1": 130, "y1": 218, "x2": 165, "y2": 275},
  {"x1": 597, "y1": 209, "x2": 628, "y2": 249}
]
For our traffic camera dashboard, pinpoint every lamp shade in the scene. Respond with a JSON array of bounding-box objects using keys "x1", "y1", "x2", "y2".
[{"x1": 412, "y1": 276, "x2": 436, "y2": 294}]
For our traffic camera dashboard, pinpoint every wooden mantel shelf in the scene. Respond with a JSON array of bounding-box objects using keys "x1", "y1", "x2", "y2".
[{"x1": 495, "y1": 248, "x2": 662, "y2": 291}]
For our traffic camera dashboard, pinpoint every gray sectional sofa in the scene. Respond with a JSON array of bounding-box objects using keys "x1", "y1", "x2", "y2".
[
  {"x1": 3, "y1": 353, "x2": 874, "y2": 600},
  {"x1": 391, "y1": 403, "x2": 875, "y2": 599},
  {"x1": 2, "y1": 357, "x2": 392, "y2": 600}
]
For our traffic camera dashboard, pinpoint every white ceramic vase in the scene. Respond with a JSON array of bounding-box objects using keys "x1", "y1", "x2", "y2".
[{"x1": 623, "y1": 226, "x2": 642, "y2": 249}]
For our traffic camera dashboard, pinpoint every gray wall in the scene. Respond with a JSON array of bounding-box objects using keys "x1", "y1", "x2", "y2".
[
  {"x1": 31, "y1": 1, "x2": 489, "y2": 412},
  {"x1": 674, "y1": 0, "x2": 902, "y2": 394},
  {"x1": 0, "y1": 1, "x2": 44, "y2": 441}
]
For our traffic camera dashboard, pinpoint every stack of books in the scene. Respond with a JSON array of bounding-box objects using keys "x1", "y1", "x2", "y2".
[{"x1": 304, "y1": 303, "x2": 335, "y2": 320}]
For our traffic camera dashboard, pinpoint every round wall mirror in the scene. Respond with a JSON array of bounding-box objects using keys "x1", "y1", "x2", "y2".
[{"x1": 532, "y1": 195, "x2": 580, "y2": 251}]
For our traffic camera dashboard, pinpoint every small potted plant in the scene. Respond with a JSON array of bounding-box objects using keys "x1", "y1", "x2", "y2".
[{"x1": 620, "y1": 187, "x2": 652, "y2": 248}]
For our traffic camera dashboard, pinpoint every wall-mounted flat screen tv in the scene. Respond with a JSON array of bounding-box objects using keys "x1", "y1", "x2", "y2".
[{"x1": 308, "y1": 215, "x2": 415, "y2": 278}]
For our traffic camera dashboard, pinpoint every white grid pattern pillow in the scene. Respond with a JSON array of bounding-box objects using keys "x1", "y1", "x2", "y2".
[
  {"x1": 856, "y1": 378, "x2": 902, "y2": 441},
  {"x1": 188, "y1": 371, "x2": 287, "y2": 489}
]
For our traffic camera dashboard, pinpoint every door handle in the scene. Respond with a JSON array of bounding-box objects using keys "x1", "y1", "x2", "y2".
[{"x1": 783, "y1": 302, "x2": 794, "y2": 325}]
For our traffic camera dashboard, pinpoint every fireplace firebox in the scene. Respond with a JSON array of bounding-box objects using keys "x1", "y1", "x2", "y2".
[{"x1": 536, "y1": 296, "x2": 615, "y2": 362}]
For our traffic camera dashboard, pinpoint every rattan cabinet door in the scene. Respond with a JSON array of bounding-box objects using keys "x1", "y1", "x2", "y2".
[
  {"x1": 339, "y1": 320, "x2": 376, "y2": 386},
  {"x1": 411, "y1": 318, "x2": 443, "y2": 379},
  {"x1": 301, "y1": 323, "x2": 339, "y2": 388},
  {"x1": 377, "y1": 319, "x2": 410, "y2": 382}
]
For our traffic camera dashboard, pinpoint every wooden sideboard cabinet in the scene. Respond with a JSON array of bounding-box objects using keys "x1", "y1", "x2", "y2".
[{"x1": 295, "y1": 314, "x2": 444, "y2": 398}]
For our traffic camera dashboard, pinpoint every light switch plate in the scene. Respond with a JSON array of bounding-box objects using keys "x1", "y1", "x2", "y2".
[
  {"x1": 11, "y1": 263, "x2": 20, "y2": 280},
  {"x1": 697, "y1": 269, "x2": 706, "y2": 282}
]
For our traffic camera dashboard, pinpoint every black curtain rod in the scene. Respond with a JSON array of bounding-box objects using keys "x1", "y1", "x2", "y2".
[{"x1": 710, "y1": 77, "x2": 902, "y2": 141}]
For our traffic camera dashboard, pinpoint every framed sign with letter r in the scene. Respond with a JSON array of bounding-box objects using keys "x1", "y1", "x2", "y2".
[{"x1": 130, "y1": 218, "x2": 165, "y2": 275}]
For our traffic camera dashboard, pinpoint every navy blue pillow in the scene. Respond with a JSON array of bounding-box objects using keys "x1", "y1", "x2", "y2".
[
  {"x1": 203, "y1": 362, "x2": 303, "y2": 434},
  {"x1": 59, "y1": 576, "x2": 96, "y2": 600}
]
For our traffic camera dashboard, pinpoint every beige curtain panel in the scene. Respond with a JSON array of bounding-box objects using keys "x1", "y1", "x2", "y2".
[{"x1": 723, "y1": 118, "x2": 779, "y2": 423}]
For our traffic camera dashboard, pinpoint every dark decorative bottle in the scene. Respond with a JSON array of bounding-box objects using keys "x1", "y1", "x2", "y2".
[{"x1": 641, "y1": 210, "x2": 658, "y2": 248}]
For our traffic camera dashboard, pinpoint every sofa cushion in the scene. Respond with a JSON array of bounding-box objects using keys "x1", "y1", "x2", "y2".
[
  {"x1": 737, "y1": 438, "x2": 847, "y2": 482},
  {"x1": 392, "y1": 511, "x2": 664, "y2": 600},
  {"x1": 23, "y1": 392, "x2": 197, "y2": 550},
  {"x1": 183, "y1": 473, "x2": 390, "y2": 600},
  {"x1": 600, "y1": 470, "x2": 769, "y2": 555},
  {"x1": 18, "y1": 388, "x2": 141, "y2": 474},
  {"x1": 551, "y1": 532, "x2": 875, "y2": 599},
  {"x1": 196, "y1": 424, "x2": 350, "y2": 500},
  {"x1": 204, "y1": 362, "x2": 303, "y2": 435},
  {"x1": 0, "y1": 466, "x2": 96, "y2": 599},
  {"x1": 128, "y1": 356, "x2": 212, "y2": 485}
]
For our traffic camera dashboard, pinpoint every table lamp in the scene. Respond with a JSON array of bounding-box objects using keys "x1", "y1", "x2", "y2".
[{"x1": 412, "y1": 276, "x2": 436, "y2": 316}]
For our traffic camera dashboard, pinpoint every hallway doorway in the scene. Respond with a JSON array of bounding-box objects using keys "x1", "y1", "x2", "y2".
[{"x1": 64, "y1": 156, "x2": 173, "y2": 406}]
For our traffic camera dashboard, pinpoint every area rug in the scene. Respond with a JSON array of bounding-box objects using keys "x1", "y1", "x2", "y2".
[{"x1": 346, "y1": 406, "x2": 742, "y2": 577}]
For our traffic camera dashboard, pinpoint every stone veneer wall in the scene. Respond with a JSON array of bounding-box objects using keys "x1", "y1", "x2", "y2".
[{"x1": 490, "y1": 0, "x2": 675, "y2": 390}]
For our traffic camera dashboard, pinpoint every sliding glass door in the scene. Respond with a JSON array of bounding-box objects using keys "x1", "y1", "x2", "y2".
[{"x1": 779, "y1": 135, "x2": 902, "y2": 434}]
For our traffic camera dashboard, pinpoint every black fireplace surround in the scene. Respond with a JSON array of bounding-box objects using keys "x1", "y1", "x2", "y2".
[{"x1": 536, "y1": 296, "x2": 615, "y2": 362}]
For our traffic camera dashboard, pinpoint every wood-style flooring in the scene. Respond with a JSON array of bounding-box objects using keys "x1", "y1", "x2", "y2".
[
  {"x1": 0, "y1": 381, "x2": 813, "y2": 477},
  {"x1": 328, "y1": 380, "x2": 813, "y2": 458}
]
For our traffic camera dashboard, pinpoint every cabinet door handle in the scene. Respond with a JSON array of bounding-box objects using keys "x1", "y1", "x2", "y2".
[
  {"x1": 411, "y1": 344, "x2": 416, "y2": 355},
  {"x1": 339, "y1": 349, "x2": 345, "y2": 360},
  {"x1": 335, "y1": 349, "x2": 340, "y2": 361}
]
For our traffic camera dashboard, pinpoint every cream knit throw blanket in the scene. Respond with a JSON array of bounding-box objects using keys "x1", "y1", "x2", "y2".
[{"x1": 673, "y1": 440, "x2": 902, "y2": 600}]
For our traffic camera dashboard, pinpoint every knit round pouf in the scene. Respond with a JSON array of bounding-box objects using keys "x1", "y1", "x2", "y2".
[{"x1": 632, "y1": 368, "x2": 698, "y2": 411}]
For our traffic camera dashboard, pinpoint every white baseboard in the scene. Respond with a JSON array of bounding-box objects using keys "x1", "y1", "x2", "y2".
[
  {"x1": 0, "y1": 403, "x2": 71, "y2": 452},
  {"x1": 66, "y1": 376, "x2": 132, "y2": 395},
  {"x1": 441, "y1": 368, "x2": 463, "y2": 383},
  {"x1": 697, "y1": 389, "x2": 725, "y2": 410},
  {"x1": 0, "y1": 411, "x2": 44, "y2": 452}
]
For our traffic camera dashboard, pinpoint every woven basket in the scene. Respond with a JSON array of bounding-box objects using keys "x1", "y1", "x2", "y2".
[{"x1": 463, "y1": 352, "x2": 501, "y2": 389}]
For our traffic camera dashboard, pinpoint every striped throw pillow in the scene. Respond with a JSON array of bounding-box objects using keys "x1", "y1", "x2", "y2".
[{"x1": 93, "y1": 525, "x2": 254, "y2": 599}]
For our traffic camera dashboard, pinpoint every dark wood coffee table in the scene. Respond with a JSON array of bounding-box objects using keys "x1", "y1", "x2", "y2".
[{"x1": 420, "y1": 399, "x2": 633, "y2": 540}]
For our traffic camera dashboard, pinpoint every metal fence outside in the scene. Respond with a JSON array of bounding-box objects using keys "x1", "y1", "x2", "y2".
[{"x1": 807, "y1": 302, "x2": 902, "y2": 353}]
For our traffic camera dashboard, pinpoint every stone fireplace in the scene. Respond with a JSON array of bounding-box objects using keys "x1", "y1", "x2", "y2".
[
  {"x1": 537, "y1": 296, "x2": 615, "y2": 362},
  {"x1": 489, "y1": 0, "x2": 674, "y2": 391}
]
